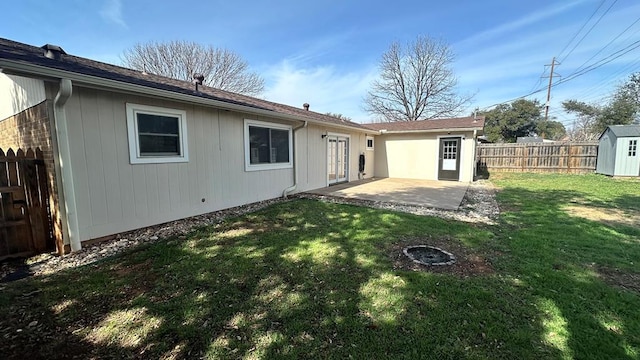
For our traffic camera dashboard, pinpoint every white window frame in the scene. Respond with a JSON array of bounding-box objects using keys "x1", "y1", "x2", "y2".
[
  {"x1": 244, "y1": 119, "x2": 293, "y2": 171},
  {"x1": 629, "y1": 139, "x2": 637, "y2": 157},
  {"x1": 366, "y1": 136, "x2": 375, "y2": 151},
  {"x1": 126, "y1": 103, "x2": 189, "y2": 164}
]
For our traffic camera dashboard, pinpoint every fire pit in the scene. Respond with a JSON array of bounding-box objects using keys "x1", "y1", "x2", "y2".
[{"x1": 403, "y1": 245, "x2": 455, "y2": 266}]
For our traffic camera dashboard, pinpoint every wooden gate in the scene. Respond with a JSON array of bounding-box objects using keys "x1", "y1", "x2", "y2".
[{"x1": 0, "y1": 148, "x2": 54, "y2": 260}]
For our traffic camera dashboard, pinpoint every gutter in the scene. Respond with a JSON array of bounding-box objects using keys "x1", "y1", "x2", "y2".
[
  {"x1": 0, "y1": 60, "x2": 370, "y2": 134},
  {"x1": 373, "y1": 127, "x2": 484, "y2": 134},
  {"x1": 283, "y1": 121, "x2": 308, "y2": 198},
  {"x1": 472, "y1": 129, "x2": 478, "y2": 181},
  {"x1": 52, "y1": 79, "x2": 82, "y2": 252}
]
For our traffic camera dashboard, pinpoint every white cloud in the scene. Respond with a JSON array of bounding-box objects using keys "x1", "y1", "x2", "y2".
[
  {"x1": 100, "y1": 0, "x2": 127, "y2": 28},
  {"x1": 456, "y1": 0, "x2": 586, "y2": 49},
  {"x1": 263, "y1": 60, "x2": 377, "y2": 123}
]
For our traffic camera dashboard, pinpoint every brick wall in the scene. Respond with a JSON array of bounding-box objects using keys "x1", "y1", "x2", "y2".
[{"x1": 0, "y1": 101, "x2": 64, "y2": 253}]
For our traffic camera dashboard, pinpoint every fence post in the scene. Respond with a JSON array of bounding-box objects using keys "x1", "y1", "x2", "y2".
[
  {"x1": 522, "y1": 144, "x2": 527, "y2": 172},
  {"x1": 567, "y1": 143, "x2": 571, "y2": 173}
]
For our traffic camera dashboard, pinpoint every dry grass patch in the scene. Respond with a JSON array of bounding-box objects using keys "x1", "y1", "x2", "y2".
[{"x1": 564, "y1": 205, "x2": 640, "y2": 228}]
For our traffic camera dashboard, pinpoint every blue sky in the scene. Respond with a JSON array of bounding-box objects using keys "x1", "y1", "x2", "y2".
[{"x1": 2, "y1": 0, "x2": 639, "y2": 127}]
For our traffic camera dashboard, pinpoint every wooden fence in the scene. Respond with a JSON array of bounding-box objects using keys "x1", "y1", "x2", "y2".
[
  {"x1": 476, "y1": 142, "x2": 598, "y2": 174},
  {"x1": 0, "y1": 147, "x2": 54, "y2": 260}
]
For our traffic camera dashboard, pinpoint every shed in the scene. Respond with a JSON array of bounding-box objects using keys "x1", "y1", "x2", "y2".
[{"x1": 596, "y1": 125, "x2": 640, "y2": 176}]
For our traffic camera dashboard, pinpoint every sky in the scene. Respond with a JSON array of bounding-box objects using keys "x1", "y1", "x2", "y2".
[{"x1": 2, "y1": 0, "x2": 639, "y2": 128}]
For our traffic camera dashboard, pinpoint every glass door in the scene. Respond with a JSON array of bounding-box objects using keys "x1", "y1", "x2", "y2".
[{"x1": 327, "y1": 135, "x2": 348, "y2": 184}]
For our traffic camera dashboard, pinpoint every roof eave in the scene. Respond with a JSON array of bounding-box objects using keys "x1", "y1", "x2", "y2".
[
  {"x1": 378, "y1": 127, "x2": 484, "y2": 135},
  {"x1": 0, "y1": 59, "x2": 370, "y2": 133}
]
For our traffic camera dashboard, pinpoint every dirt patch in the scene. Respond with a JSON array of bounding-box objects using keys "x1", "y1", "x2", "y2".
[
  {"x1": 565, "y1": 205, "x2": 640, "y2": 228},
  {"x1": 112, "y1": 259, "x2": 153, "y2": 277},
  {"x1": 593, "y1": 266, "x2": 640, "y2": 293},
  {"x1": 388, "y1": 237, "x2": 495, "y2": 278}
]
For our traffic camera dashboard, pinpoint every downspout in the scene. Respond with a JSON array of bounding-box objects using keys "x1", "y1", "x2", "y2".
[
  {"x1": 471, "y1": 129, "x2": 478, "y2": 180},
  {"x1": 53, "y1": 79, "x2": 81, "y2": 252},
  {"x1": 283, "y1": 121, "x2": 308, "y2": 198}
]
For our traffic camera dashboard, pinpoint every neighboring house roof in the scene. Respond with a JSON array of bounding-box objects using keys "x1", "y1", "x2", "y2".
[
  {"x1": 604, "y1": 124, "x2": 640, "y2": 138},
  {"x1": 516, "y1": 136, "x2": 544, "y2": 143},
  {"x1": 0, "y1": 38, "x2": 369, "y2": 132},
  {"x1": 362, "y1": 116, "x2": 485, "y2": 133}
]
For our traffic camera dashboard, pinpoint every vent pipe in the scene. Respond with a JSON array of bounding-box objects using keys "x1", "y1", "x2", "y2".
[
  {"x1": 193, "y1": 74, "x2": 205, "y2": 91},
  {"x1": 41, "y1": 44, "x2": 66, "y2": 60},
  {"x1": 303, "y1": 103, "x2": 309, "y2": 111}
]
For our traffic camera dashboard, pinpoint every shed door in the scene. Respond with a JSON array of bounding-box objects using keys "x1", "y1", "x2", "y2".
[{"x1": 438, "y1": 137, "x2": 461, "y2": 181}]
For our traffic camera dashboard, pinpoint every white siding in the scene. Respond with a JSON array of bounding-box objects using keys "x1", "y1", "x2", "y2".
[
  {"x1": 67, "y1": 88, "x2": 291, "y2": 241},
  {"x1": 0, "y1": 74, "x2": 46, "y2": 120},
  {"x1": 65, "y1": 87, "x2": 371, "y2": 242},
  {"x1": 614, "y1": 137, "x2": 640, "y2": 176},
  {"x1": 294, "y1": 125, "x2": 372, "y2": 191}
]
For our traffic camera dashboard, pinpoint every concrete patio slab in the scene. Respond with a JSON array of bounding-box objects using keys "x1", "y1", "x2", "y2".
[{"x1": 307, "y1": 178, "x2": 469, "y2": 210}]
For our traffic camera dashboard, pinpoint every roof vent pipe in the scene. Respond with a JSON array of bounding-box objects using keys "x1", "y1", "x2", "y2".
[
  {"x1": 41, "y1": 44, "x2": 66, "y2": 60},
  {"x1": 303, "y1": 103, "x2": 309, "y2": 111},
  {"x1": 193, "y1": 74, "x2": 205, "y2": 92}
]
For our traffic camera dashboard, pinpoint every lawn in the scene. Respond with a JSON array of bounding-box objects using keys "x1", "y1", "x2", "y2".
[{"x1": 0, "y1": 173, "x2": 639, "y2": 359}]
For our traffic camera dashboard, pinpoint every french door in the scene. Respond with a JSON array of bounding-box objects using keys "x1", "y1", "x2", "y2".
[{"x1": 328, "y1": 135, "x2": 348, "y2": 184}]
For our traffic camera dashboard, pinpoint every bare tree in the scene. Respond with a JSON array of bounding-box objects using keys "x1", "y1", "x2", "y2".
[
  {"x1": 364, "y1": 35, "x2": 472, "y2": 122},
  {"x1": 122, "y1": 40, "x2": 264, "y2": 96},
  {"x1": 325, "y1": 112, "x2": 352, "y2": 121}
]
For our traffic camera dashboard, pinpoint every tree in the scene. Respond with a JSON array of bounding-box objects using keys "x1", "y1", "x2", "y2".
[
  {"x1": 563, "y1": 72, "x2": 640, "y2": 139},
  {"x1": 482, "y1": 99, "x2": 549, "y2": 143},
  {"x1": 536, "y1": 119, "x2": 567, "y2": 140},
  {"x1": 562, "y1": 100, "x2": 599, "y2": 141},
  {"x1": 122, "y1": 40, "x2": 264, "y2": 96},
  {"x1": 324, "y1": 113, "x2": 352, "y2": 121},
  {"x1": 363, "y1": 35, "x2": 471, "y2": 122}
]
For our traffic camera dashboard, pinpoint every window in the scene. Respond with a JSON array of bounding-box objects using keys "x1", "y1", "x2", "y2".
[
  {"x1": 126, "y1": 104, "x2": 188, "y2": 164},
  {"x1": 366, "y1": 136, "x2": 374, "y2": 151},
  {"x1": 244, "y1": 119, "x2": 292, "y2": 171},
  {"x1": 630, "y1": 139, "x2": 638, "y2": 157}
]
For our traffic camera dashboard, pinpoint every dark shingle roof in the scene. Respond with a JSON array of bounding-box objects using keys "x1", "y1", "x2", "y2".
[
  {"x1": 0, "y1": 38, "x2": 367, "y2": 131},
  {"x1": 607, "y1": 125, "x2": 640, "y2": 138},
  {"x1": 362, "y1": 116, "x2": 485, "y2": 132}
]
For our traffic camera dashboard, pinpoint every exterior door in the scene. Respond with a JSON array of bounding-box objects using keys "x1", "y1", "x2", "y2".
[
  {"x1": 438, "y1": 137, "x2": 461, "y2": 181},
  {"x1": 327, "y1": 136, "x2": 348, "y2": 184}
]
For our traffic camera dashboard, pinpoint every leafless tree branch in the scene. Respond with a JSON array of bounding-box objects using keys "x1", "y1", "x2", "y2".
[
  {"x1": 121, "y1": 40, "x2": 264, "y2": 96},
  {"x1": 364, "y1": 35, "x2": 473, "y2": 121}
]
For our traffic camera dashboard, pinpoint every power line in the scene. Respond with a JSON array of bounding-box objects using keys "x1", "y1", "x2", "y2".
[
  {"x1": 556, "y1": 0, "x2": 606, "y2": 61},
  {"x1": 559, "y1": 0, "x2": 619, "y2": 64},
  {"x1": 570, "y1": 15, "x2": 640, "y2": 76},
  {"x1": 558, "y1": 39, "x2": 640, "y2": 84}
]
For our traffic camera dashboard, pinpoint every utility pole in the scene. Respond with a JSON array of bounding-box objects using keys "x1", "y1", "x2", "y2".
[{"x1": 543, "y1": 57, "x2": 560, "y2": 121}]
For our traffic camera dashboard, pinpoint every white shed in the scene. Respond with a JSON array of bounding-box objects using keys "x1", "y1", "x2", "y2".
[{"x1": 596, "y1": 125, "x2": 640, "y2": 176}]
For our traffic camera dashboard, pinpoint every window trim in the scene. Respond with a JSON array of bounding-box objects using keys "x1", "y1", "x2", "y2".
[
  {"x1": 366, "y1": 135, "x2": 374, "y2": 151},
  {"x1": 126, "y1": 103, "x2": 189, "y2": 164},
  {"x1": 244, "y1": 119, "x2": 293, "y2": 171},
  {"x1": 629, "y1": 139, "x2": 637, "y2": 157}
]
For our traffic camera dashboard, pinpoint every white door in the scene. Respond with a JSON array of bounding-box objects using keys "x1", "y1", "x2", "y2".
[{"x1": 328, "y1": 135, "x2": 348, "y2": 184}]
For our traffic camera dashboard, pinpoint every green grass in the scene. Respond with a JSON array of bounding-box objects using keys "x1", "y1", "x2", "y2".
[{"x1": 0, "y1": 173, "x2": 639, "y2": 359}]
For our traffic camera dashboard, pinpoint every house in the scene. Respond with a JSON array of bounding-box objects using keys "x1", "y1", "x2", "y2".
[
  {"x1": 0, "y1": 38, "x2": 379, "y2": 254},
  {"x1": 0, "y1": 37, "x2": 485, "y2": 256},
  {"x1": 363, "y1": 117, "x2": 485, "y2": 182},
  {"x1": 596, "y1": 124, "x2": 640, "y2": 177}
]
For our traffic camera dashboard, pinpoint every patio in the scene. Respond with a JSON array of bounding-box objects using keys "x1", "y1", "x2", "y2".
[{"x1": 307, "y1": 178, "x2": 469, "y2": 210}]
